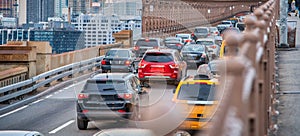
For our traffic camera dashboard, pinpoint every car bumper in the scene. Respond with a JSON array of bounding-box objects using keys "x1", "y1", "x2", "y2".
[
  {"x1": 101, "y1": 65, "x2": 131, "y2": 72},
  {"x1": 185, "y1": 59, "x2": 206, "y2": 66},
  {"x1": 77, "y1": 110, "x2": 133, "y2": 120},
  {"x1": 179, "y1": 118, "x2": 212, "y2": 130},
  {"x1": 138, "y1": 73, "x2": 178, "y2": 81}
]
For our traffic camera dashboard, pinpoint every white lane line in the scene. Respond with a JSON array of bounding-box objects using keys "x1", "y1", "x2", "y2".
[
  {"x1": 93, "y1": 130, "x2": 106, "y2": 136},
  {"x1": 0, "y1": 105, "x2": 28, "y2": 118},
  {"x1": 48, "y1": 120, "x2": 75, "y2": 134},
  {"x1": 45, "y1": 94, "x2": 53, "y2": 99},
  {"x1": 31, "y1": 99, "x2": 44, "y2": 104}
]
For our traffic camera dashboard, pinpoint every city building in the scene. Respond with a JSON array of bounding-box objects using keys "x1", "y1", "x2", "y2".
[
  {"x1": 69, "y1": 0, "x2": 90, "y2": 16},
  {"x1": 54, "y1": 0, "x2": 68, "y2": 18},
  {"x1": 0, "y1": 21, "x2": 85, "y2": 54},
  {"x1": 104, "y1": 0, "x2": 142, "y2": 16},
  {"x1": 0, "y1": 0, "x2": 15, "y2": 17},
  {"x1": 72, "y1": 14, "x2": 121, "y2": 48},
  {"x1": 119, "y1": 16, "x2": 141, "y2": 41},
  {"x1": 27, "y1": 0, "x2": 55, "y2": 23}
]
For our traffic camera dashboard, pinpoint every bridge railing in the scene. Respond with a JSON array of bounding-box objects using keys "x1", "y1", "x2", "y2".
[
  {"x1": 0, "y1": 56, "x2": 103, "y2": 103},
  {"x1": 206, "y1": 0, "x2": 278, "y2": 135}
]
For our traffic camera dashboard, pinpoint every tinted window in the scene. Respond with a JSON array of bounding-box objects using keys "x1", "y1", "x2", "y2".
[
  {"x1": 106, "y1": 50, "x2": 129, "y2": 58},
  {"x1": 194, "y1": 28, "x2": 208, "y2": 33},
  {"x1": 177, "y1": 84, "x2": 216, "y2": 101},
  {"x1": 196, "y1": 41, "x2": 214, "y2": 46},
  {"x1": 182, "y1": 45, "x2": 205, "y2": 52},
  {"x1": 176, "y1": 35, "x2": 189, "y2": 40},
  {"x1": 143, "y1": 52, "x2": 174, "y2": 62},
  {"x1": 136, "y1": 39, "x2": 158, "y2": 47},
  {"x1": 83, "y1": 80, "x2": 126, "y2": 92},
  {"x1": 222, "y1": 21, "x2": 231, "y2": 24}
]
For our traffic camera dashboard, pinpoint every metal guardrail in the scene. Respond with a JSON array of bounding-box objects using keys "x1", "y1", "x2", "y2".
[
  {"x1": 206, "y1": 0, "x2": 278, "y2": 135},
  {"x1": 0, "y1": 56, "x2": 103, "y2": 103}
]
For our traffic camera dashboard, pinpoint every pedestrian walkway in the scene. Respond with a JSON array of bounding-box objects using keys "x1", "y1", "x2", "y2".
[{"x1": 277, "y1": 16, "x2": 300, "y2": 136}]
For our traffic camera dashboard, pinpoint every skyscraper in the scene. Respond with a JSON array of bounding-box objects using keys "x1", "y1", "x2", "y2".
[
  {"x1": 54, "y1": 0, "x2": 68, "y2": 17},
  {"x1": 0, "y1": 0, "x2": 14, "y2": 17},
  {"x1": 69, "y1": 0, "x2": 91, "y2": 16},
  {"x1": 27, "y1": 0, "x2": 55, "y2": 23}
]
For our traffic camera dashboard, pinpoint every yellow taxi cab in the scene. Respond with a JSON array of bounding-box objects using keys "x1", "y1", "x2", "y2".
[
  {"x1": 219, "y1": 40, "x2": 226, "y2": 59},
  {"x1": 172, "y1": 74, "x2": 218, "y2": 130}
]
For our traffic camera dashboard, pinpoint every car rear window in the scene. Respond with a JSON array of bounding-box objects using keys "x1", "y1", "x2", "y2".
[
  {"x1": 182, "y1": 45, "x2": 204, "y2": 52},
  {"x1": 194, "y1": 28, "x2": 208, "y2": 33},
  {"x1": 136, "y1": 39, "x2": 158, "y2": 47},
  {"x1": 83, "y1": 80, "x2": 126, "y2": 92},
  {"x1": 143, "y1": 52, "x2": 174, "y2": 63},
  {"x1": 106, "y1": 50, "x2": 129, "y2": 58},
  {"x1": 176, "y1": 35, "x2": 189, "y2": 40},
  {"x1": 222, "y1": 21, "x2": 231, "y2": 24},
  {"x1": 196, "y1": 41, "x2": 214, "y2": 46},
  {"x1": 177, "y1": 84, "x2": 216, "y2": 101}
]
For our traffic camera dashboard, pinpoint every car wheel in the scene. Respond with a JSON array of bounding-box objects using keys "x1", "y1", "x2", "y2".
[{"x1": 77, "y1": 117, "x2": 88, "y2": 130}]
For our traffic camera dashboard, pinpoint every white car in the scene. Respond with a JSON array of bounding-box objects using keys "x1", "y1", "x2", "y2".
[
  {"x1": 196, "y1": 38, "x2": 220, "y2": 59},
  {"x1": 175, "y1": 33, "x2": 194, "y2": 44}
]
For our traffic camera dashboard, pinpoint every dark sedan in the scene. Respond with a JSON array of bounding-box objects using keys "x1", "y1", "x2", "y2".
[
  {"x1": 181, "y1": 44, "x2": 209, "y2": 69},
  {"x1": 101, "y1": 48, "x2": 138, "y2": 73}
]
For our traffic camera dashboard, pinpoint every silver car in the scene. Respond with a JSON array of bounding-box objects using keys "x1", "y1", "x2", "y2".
[{"x1": 196, "y1": 38, "x2": 220, "y2": 59}]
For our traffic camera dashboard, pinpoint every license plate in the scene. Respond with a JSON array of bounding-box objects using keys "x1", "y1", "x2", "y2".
[{"x1": 151, "y1": 67, "x2": 164, "y2": 72}]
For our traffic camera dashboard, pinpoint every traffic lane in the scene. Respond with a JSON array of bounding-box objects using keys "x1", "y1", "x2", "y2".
[{"x1": 0, "y1": 80, "x2": 97, "y2": 136}]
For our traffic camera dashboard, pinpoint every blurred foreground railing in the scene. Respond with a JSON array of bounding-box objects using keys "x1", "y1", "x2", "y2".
[{"x1": 207, "y1": 0, "x2": 278, "y2": 135}]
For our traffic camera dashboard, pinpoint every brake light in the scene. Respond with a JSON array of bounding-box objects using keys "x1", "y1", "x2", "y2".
[
  {"x1": 101, "y1": 60, "x2": 106, "y2": 65},
  {"x1": 118, "y1": 110, "x2": 126, "y2": 113},
  {"x1": 145, "y1": 38, "x2": 150, "y2": 42},
  {"x1": 215, "y1": 31, "x2": 219, "y2": 34},
  {"x1": 185, "y1": 39, "x2": 191, "y2": 43},
  {"x1": 82, "y1": 110, "x2": 89, "y2": 113},
  {"x1": 201, "y1": 54, "x2": 206, "y2": 58},
  {"x1": 124, "y1": 60, "x2": 130, "y2": 65},
  {"x1": 118, "y1": 93, "x2": 132, "y2": 99},
  {"x1": 175, "y1": 43, "x2": 182, "y2": 47},
  {"x1": 169, "y1": 63, "x2": 179, "y2": 69},
  {"x1": 212, "y1": 45, "x2": 217, "y2": 49},
  {"x1": 207, "y1": 33, "x2": 210, "y2": 36},
  {"x1": 134, "y1": 46, "x2": 139, "y2": 50},
  {"x1": 138, "y1": 63, "x2": 146, "y2": 68},
  {"x1": 78, "y1": 93, "x2": 89, "y2": 100},
  {"x1": 195, "y1": 82, "x2": 208, "y2": 85},
  {"x1": 191, "y1": 33, "x2": 195, "y2": 37}
]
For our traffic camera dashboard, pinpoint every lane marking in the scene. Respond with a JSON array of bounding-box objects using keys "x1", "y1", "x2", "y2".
[
  {"x1": 31, "y1": 99, "x2": 44, "y2": 104},
  {"x1": 0, "y1": 105, "x2": 28, "y2": 118},
  {"x1": 48, "y1": 120, "x2": 75, "y2": 134},
  {"x1": 93, "y1": 130, "x2": 106, "y2": 136},
  {"x1": 45, "y1": 94, "x2": 53, "y2": 99}
]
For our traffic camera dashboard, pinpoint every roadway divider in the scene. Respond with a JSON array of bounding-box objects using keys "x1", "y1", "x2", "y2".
[{"x1": 0, "y1": 56, "x2": 103, "y2": 103}]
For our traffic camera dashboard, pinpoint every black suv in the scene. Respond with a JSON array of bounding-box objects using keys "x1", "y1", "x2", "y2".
[
  {"x1": 76, "y1": 73, "x2": 146, "y2": 130},
  {"x1": 101, "y1": 48, "x2": 138, "y2": 73}
]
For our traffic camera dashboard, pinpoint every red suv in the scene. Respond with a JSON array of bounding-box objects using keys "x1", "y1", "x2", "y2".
[{"x1": 138, "y1": 49, "x2": 187, "y2": 85}]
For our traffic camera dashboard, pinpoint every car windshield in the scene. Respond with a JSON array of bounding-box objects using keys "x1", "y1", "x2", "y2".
[
  {"x1": 196, "y1": 41, "x2": 214, "y2": 46},
  {"x1": 182, "y1": 45, "x2": 204, "y2": 52},
  {"x1": 143, "y1": 52, "x2": 173, "y2": 62},
  {"x1": 177, "y1": 84, "x2": 216, "y2": 101},
  {"x1": 194, "y1": 29, "x2": 208, "y2": 33},
  {"x1": 106, "y1": 50, "x2": 129, "y2": 58},
  {"x1": 136, "y1": 39, "x2": 158, "y2": 47},
  {"x1": 83, "y1": 80, "x2": 126, "y2": 92}
]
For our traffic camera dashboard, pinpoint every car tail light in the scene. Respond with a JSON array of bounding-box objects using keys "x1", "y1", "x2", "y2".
[
  {"x1": 78, "y1": 93, "x2": 89, "y2": 100},
  {"x1": 138, "y1": 62, "x2": 146, "y2": 68},
  {"x1": 118, "y1": 110, "x2": 126, "y2": 113},
  {"x1": 176, "y1": 43, "x2": 182, "y2": 47},
  {"x1": 191, "y1": 33, "x2": 195, "y2": 37},
  {"x1": 101, "y1": 60, "x2": 106, "y2": 65},
  {"x1": 124, "y1": 60, "x2": 130, "y2": 65},
  {"x1": 153, "y1": 46, "x2": 159, "y2": 49},
  {"x1": 185, "y1": 39, "x2": 191, "y2": 43},
  {"x1": 169, "y1": 63, "x2": 179, "y2": 69},
  {"x1": 118, "y1": 93, "x2": 132, "y2": 99},
  {"x1": 212, "y1": 45, "x2": 217, "y2": 49},
  {"x1": 82, "y1": 110, "x2": 89, "y2": 113},
  {"x1": 201, "y1": 54, "x2": 206, "y2": 58},
  {"x1": 134, "y1": 46, "x2": 139, "y2": 50},
  {"x1": 215, "y1": 31, "x2": 219, "y2": 34},
  {"x1": 208, "y1": 33, "x2": 210, "y2": 36}
]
